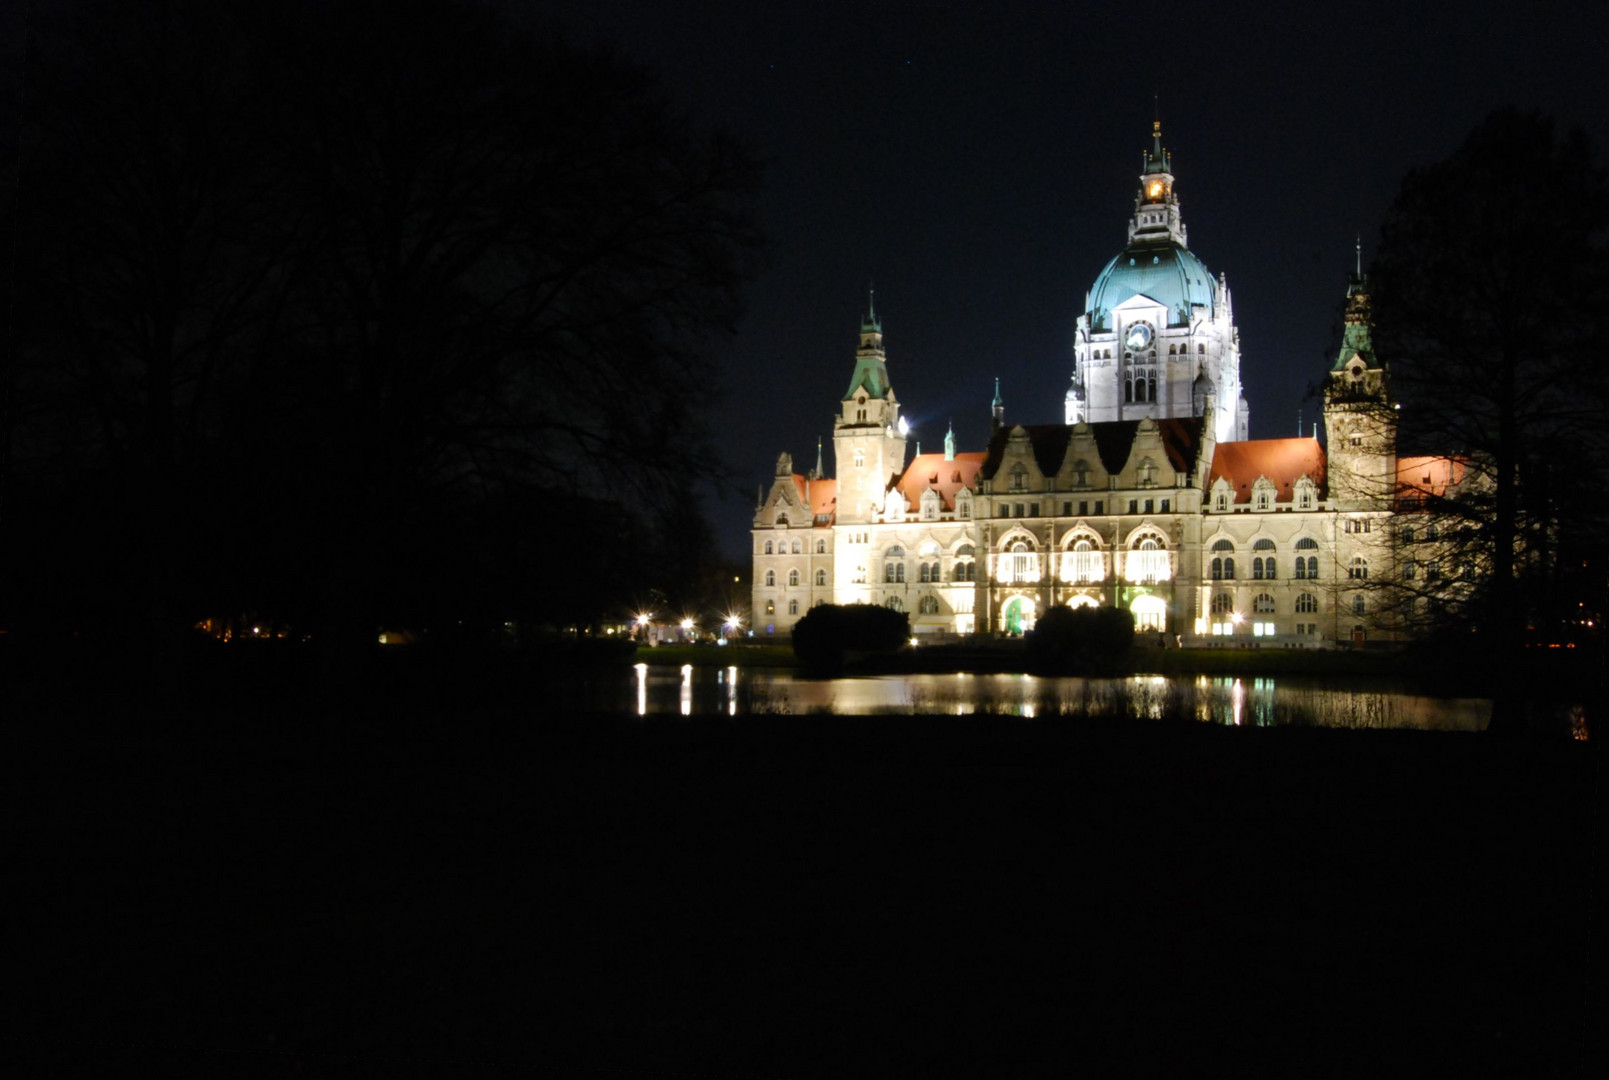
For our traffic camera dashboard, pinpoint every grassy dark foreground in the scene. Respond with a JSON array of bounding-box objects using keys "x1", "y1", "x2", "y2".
[{"x1": 6, "y1": 681, "x2": 1602, "y2": 1076}]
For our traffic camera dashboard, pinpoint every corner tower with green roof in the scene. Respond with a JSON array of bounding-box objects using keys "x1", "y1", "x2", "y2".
[
  {"x1": 833, "y1": 296, "x2": 909, "y2": 525},
  {"x1": 1068, "y1": 123, "x2": 1247, "y2": 444},
  {"x1": 1324, "y1": 256, "x2": 1396, "y2": 511}
]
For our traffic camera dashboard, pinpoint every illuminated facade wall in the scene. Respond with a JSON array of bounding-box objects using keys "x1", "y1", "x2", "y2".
[{"x1": 750, "y1": 133, "x2": 1438, "y2": 645}]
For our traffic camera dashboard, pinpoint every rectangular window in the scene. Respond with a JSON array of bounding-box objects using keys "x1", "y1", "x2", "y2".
[
  {"x1": 1160, "y1": 499, "x2": 1170, "y2": 513},
  {"x1": 1144, "y1": 499, "x2": 1154, "y2": 514},
  {"x1": 1079, "y1": 501, "x2": 1089, "y2": 516},
  {"x1": 1063, "y1": 501, "x2": 1073, "y2": 516},
  {"x1": 1029, "y1": 503, "x2": 1039, "y2": 517},
  {"x1": 1094, "y1": 501, "x2": 1104, "y2": 515},
  {"x1": 1128, "y1": 500, "x2": 1138, "y2": 514},
  {"x1": 1015, "y1": 503, "x2": 1025, "y2": 518}
]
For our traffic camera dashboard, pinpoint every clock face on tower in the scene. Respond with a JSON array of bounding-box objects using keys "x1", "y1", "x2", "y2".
[{"x1": 1125, "y1": 323, "x2": 1153, "y2": 351}]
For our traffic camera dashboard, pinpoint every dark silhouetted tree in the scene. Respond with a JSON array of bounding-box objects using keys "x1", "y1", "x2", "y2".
[
  {"x1": 791, "y1": 603, "x2": 910, "y2": 673},
  {"x1": 1025, "y1": 605, "x2": 1134, "y2": 675},
  {"x1": 7, "y1": 0, "x2": 762, "y2": 660},
  {"x1": 1370, "y1": 109, "x2": 1609, "y2": 661}
]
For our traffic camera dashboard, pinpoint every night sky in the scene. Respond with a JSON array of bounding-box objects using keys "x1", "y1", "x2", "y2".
[{"x1": 536, "y1": 0, "x2": 1609, "y2": 561}]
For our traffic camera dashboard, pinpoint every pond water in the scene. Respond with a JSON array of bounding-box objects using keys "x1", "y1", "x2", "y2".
[{"x1": 610, "y1": 665, "x2": 1491, "y2": 731}]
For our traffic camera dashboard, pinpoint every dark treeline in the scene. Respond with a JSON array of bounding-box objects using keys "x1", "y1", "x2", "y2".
[{"x1": 3, "y1": 0, "x2": 762, "y2": 667}]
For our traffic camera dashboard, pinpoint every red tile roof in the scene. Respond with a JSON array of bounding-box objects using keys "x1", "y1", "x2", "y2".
[
  {"x1": 790, "y1": 475, "x2": 838, "y2": 525},
  {"x1": 1206, "y1": 438, "x2": 1326, "y2": 503},
  {"x1": 1395, "y1": 456, "x2": 1466, "y2": 506},
  {"x1": 892, "y1": 452, "x2": 987, "y2": 512}
]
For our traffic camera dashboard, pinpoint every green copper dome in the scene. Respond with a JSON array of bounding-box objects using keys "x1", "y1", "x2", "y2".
[{"x1": 1087, "y1": 240, "x2": 1216, "y2": 331}]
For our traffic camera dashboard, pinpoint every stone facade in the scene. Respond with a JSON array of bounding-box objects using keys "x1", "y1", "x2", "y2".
[{"x1": 753, "y1": 129, "x2": 1444, "y2": 645}]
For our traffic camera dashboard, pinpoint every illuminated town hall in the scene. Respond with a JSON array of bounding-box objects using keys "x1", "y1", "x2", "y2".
[{"x1": 754, "y1": 125, "x2": 1433, "y2": 644}]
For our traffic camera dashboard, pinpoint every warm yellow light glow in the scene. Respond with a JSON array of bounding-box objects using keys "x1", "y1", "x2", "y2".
[
  {"x1": 1147, "y1": 181, "x2": 1163, "y2": 198},
  {"x1": 680, "y1": 618, "x2": 694, "y2": 631},
  {"x1": 1231, "y1": 612, "x2": 1244, "y2": 624}
]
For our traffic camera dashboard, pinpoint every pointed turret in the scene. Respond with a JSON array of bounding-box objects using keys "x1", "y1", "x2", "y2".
[
  {"x1": 944, "y1": 420, "x2": 956, "y2": 461},
  {"x1": 991, "y1": 377, "x2": 1004, "y2": 433},
  {"x1": 1129, "y1": 120, "x2": 1187, "y2": 246},
  {"x1": 1332, "y1": 238, "x2": 1380, "y2": 373}
]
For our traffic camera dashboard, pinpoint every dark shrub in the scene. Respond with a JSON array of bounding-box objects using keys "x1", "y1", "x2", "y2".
[
  {"x1": 1025, "y1": 605, "x2": 1135, "y2": 675},
  {"x1": 792, "y1": 603, "x2": 910, "y2": 673}
]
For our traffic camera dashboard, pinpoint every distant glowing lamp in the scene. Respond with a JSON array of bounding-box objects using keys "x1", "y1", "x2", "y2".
[
  {"x1": 680, "y1": 618, "x2": 694, "y2": 631},
  {"x1": 1231, "y1": 612, "x2": 1244, "y2": 625},
  {"x1": 1147, "y1": 180, "x2": 1164, "y2": 198},
  {"x1": 897, "y1": 416, "x2": 910, "y2": 437}
]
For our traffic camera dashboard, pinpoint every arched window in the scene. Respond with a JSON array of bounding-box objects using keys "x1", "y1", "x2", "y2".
[
  {"x1": 817, "y1": 539, "x2": 827, "y2": 554},
  {"x1": 919, "y1": 563, "x2": 931, "y2": 583},
  {"x1": 886, "y1": 596, "x2": 903, "y2": 612},
  {"x1": 791, "y1": 540, "x2": 801, "y2": 554},
  {"x1": 1211, "y1": 593, "x2": 1233, "y2": 615},
  {"x1": 1210, "y1": 539, "x2": 1234, "y2": 580},
  {"x1": 1253, "y1": 593, "x2": 1276, "y2": 613},
  {"x1": 788, "y1": 569, "x2": 800, "y2": 586},
  {"x1": 1125, "y1": 380, "x2": 1134, "y2": 403},
  {"x1": 788, "y1": 599, "x2": 798, "y2": 615},
  {"x1": 1010, "y1": 464, "x2": 1028, "y2": 491},
  {"x1": 815, "y1": 569, "x2": 827, "y2": 586},
  {"x1": 1067, "y1": 538, "x2": 1100, "y2": 583},
  {"x1": 896, "y1": 563, "x2": 905, "y2": 583},
  {"x1": 764, "y1": 570, "x2": 775, "y2": 586},
  {"x1": 1148, "y1": 376, "x2": 1157, "y2": 402},
  {"x1": 885, "y1": 564, "x2": 895, "y2": 583},
  {"x1": 1349, "y1": 557, "x2": 1368, "y2": 580},
  {"x1": 764, "y1": 540, "x2": 773, "y2": 554},
  {"x1": 1402, "y1": 561, "x2": 1416, "y2": 580},
  {"x1": 1128, "y1": 536, "x2": 1169, "y2": 583},
  {"x1": 1295, "y1": 593, "x2": 1318, "y2": 614},
  {"x1": 1253, "y1": 538, "x2": 1276, "y2": 580},
  {"x1": 919, "y1": 595, "x2": 940, "y2": 614},
  {"x1": 1295, "y1": 537, "x2": 1319, "y2": 580}
]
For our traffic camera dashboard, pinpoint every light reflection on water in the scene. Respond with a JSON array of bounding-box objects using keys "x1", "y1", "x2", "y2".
[{"x1": 611, "y1": 667, "x2": 1491, "y2": 731}]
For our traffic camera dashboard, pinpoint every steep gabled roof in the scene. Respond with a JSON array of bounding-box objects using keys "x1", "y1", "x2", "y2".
[
  {"x1": 984, "y1": 418, "x2": 1207, "y2": 481},
  {"x1": 982, "y1": 424, "x2": 1071, "y2": 479},
  {"x1": 1206, "y1": 438, "x2": 1326, "y2": 503},
  {"x1": 789, "y1": 475, "x2": 838, "y2": 525},
  {"x1": 892, "y1": 452, "x2": 987, "y2": 511}
]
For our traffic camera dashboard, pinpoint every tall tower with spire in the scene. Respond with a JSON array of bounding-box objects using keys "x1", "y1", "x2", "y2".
[
  {"x1": 1069, "y1": 122, "x2": 1246, "y2": 442},
  {"x1": 833, "y1": 293, "x2": 909, "y2": 524},
  {"x1": 1324, "y1": 249, "x2": 1395, "y2": 510}
]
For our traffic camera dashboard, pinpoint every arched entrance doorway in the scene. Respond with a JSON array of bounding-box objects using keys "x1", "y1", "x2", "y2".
[
  {"x1": 1002, "y1": 596, "x2": 1037, "y2": 636},
  {"x1": 1131, "y1": 594, "x2": 1167, "y2": 632}
]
